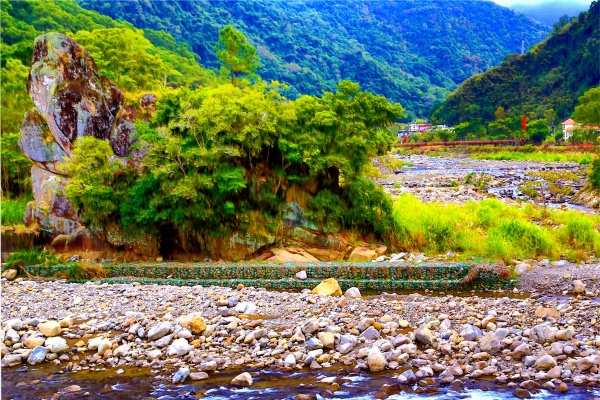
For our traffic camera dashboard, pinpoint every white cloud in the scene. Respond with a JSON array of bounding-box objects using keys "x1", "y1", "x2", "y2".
[{"x1": 493, "y1": 0, "x2": 590, "y2": 6}]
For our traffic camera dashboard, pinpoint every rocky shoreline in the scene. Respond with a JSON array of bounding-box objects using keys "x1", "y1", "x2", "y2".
[
  {"x1": 2, "y1": 264, "x2": 599, "y2": 399},
  {"x1": 376, "y1": 154, "x2": 590, "y2": 209}
]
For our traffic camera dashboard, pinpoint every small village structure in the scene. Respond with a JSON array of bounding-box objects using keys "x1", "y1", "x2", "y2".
[{"x1": 562, "y1": 117, "x2": 600, "y2": 141}]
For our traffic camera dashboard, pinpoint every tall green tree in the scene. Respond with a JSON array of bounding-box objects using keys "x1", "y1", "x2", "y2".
[
  {"x1": 215, "y1": 25, "x2": 260, "y2": 85},
  {"x1": 544, "y1": 108, "x2": 558, "y2": 129},
  {"x1": 63, "y1": 137, "x2": 133, "y2": 230},
  {"x1": 526, "y1": 119, "x2": 551, "y2": 144},
  {"x1": 72, "y1": 28, "x2": 166, "y2": 92},
  {"x1": 573, "y1": 86, "x2": 600, "y2": 126},
  {"x1": 283, "y1": 80, "x2": 405, "y2": 189}
]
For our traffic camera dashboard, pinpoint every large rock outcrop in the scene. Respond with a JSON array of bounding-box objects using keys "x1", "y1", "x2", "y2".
[
  {"x1": 18, "y1": 33, "x2": 150, "y2": 254},
  {"x1": 26, "y1": 33, "x2": 123, "y2": 154}
]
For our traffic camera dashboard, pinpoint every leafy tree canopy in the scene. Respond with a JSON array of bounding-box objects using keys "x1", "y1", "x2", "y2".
[
  {"x1": 573, "y1": 86, "x2": 600, "y2": 126},
  {"x1": 64, "y1": 79, "x2": 404, "y2": 246}
]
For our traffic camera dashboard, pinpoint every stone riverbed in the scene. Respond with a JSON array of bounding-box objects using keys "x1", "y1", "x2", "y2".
[
  {"x1": 375, "y1": 154, "x2": 590, "y2": 210},
  {"x1": 1, "y1": 268, "x2": 599, "y2": 399}
]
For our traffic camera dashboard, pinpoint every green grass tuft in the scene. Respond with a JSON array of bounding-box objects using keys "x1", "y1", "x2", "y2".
[
  {"x1": 1, "y1": 198, "x2": 30, "y2": 226},
  {"x1": 4, "y1": 247, "x2": 61, "y2": 269}
]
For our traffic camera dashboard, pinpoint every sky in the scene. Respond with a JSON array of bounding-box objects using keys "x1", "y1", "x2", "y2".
[{"x1": 492, "y1": 0, "x2": 591, "y2": 6}]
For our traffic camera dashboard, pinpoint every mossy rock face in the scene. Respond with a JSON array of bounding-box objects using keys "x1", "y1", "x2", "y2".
[
  {"x1": 202, "y1": 232, "x2": 276, "y2": 261},
  {"x1": 24, "y1": 199, "x2": 80, "y2": 237},
  {"x1": 572, "y1": 183, "x2": 600, "y2": 209}
]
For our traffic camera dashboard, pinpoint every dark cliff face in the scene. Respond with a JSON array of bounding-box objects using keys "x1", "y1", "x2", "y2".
[{"x1": 18, "y1": 32, "x2": 154, "y2": 255}]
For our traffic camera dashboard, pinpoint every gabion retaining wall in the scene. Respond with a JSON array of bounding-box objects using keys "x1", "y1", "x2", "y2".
[{"x1": 24, "y1": 261, "x2": 515, "y2": 291}]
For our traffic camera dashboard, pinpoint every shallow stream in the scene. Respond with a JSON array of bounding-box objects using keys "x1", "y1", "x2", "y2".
[{"x1": 3, "y1": 363, "x2": 599, "y2": 399}]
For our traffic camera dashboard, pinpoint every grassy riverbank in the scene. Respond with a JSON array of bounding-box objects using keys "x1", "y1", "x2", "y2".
[
  {"x1": 392, "y1": 194, "x2": 600, "y2": 262},
  {"x1": 393, "y1": 145, "x2": 598, "y2": 164},
  {"x1": 3, "y1": 195, "x2": 599, "y2": 268},
  {"x1": 470, "y1": 150, "x2": 594, "y2": 164}
]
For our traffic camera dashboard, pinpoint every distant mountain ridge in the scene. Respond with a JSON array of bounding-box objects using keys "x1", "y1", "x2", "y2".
[
  {"x1": 431, "y1": 1, "x2": 599, "y2": 126},
  {"x1": 506, "y1": 1, "x2": 591, "y2": 26},
  {"x1": 76, "y1": 0, "x2": 550, "y2": 118}
]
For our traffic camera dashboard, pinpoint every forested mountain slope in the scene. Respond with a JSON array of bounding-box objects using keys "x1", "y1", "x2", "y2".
[
  {"x1": 431, "y1": 1, "x2": 599, "y2": 126},
  {"x1": 77, "y1": 0, "x2": 550, "y2": 118}
]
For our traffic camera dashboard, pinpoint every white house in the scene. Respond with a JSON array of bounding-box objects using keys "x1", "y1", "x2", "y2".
[{"x1": 562, "y1": 118, "x2": 575, "y2": 140}]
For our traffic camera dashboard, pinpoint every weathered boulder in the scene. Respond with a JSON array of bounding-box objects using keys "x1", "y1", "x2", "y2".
[
  {"x1": 532, "y1": 324, "x2": 556, "y2": 344},
  {"x1": 231, "y1": 372, "x2": 253, "y2": 387},
  {"x1": 148, "y1": 322, "x2": 171, "y2": 341},
  {"x1": 317, "y1": 332, "x2": 335, "y2": 349},
  {"x1": 344, "y1": 287, "x2": 362, "y2": 298},
  {"x1": 534, "y1": 355, "x2": 557, "y2": 370},
  {"x1": 304, "y1": 247, "x2": 344, "y2": 261},
  {"x1": 415, "y1": 325, "x2": 436, "y2": 347},
  {"x1": 39, "y1": 320, "x2": 61, "y2": 337},
  {"x1": 27, "y1": 346, "x2": 47, "y2": 365},
  {"x1": 348, "y1": 246, "x2": 377, "y2": 262},
  {"x1": 167, "y1": 338, "x2": 192, "y2": 357},
  {"x1": 268, "y1": 248, "x2": 320, "y2": 263},
  {"x1": 110, "y1": 118, "x2": 136, "y2": 157},
  {"x1": 367, "y1": 346, "x2": 387, "y2": 372},
  {"x1": 27, "y1": 33, "x2": 122, "y2": 153},
  {"x1": 1, "y1": 269, "x2": 18, "y2": 280},
  {"x1": 312, "y1": 278, "x2": 342, "y2": 296},
  {"x1": 572, "y1": 280, "x2": 585, "y2": 294},
  {"x1": 172, "y1": 366, "x2": 190, "y2": 384},
  {"x1": 479, "y1": 331, "x2": 501, "y2": 354},
  {"x1": 188, "y1": 314, "x2": 206, "y2": 335},
  {"x1": 24, "y1": 165, "x2": 80, "y2": 236}
]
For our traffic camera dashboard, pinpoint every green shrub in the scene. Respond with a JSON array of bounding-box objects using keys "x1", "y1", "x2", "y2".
[
  {"x1": 487, "y1": 219, "x2": 557, "y2": 261},
  {"x1": 559, "y1": 212, "x2": 600, "y2": 254},
  {"x1": 1, "y1": 198, "x2": 30, "y2": 226},
  {"x1": 464, "y1": 172, "x2": 476, "y2": 184},
  {"x1": 66, "y1": 262, "x2": 108, "y2": 281},
  {"x1": 308, "y1": 189, "x2": 347, "y2": 232},
  {"x1": 579, "y1": 153, "x2": 592, "y2": 165},
  {"x1": 345, "y1": 177, "x2": 395, "y2": 239}
]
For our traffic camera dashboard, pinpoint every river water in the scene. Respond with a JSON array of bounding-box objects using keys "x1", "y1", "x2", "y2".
[{"x1": 3, "y1": 363, "x2": 600, "y2": 399}]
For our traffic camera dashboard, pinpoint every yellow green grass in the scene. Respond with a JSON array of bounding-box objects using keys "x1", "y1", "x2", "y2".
[
  {"x1": 391, "y1": 194, "x2": 600, "y2": 262},
  {"x1": 470, "y1": 150, "x2": 594, "y2": 164}
]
